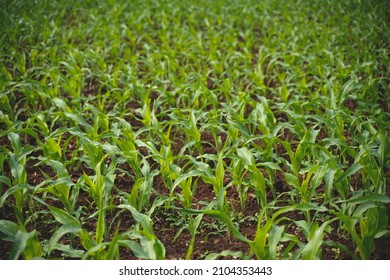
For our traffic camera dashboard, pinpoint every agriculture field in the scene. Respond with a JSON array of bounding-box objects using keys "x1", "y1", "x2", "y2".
[{"x1": 0, "y1": 0, "x2": 389, "y2": 260}]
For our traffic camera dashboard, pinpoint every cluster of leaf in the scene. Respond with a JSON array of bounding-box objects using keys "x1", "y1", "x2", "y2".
[{"x1": 0, "y1": 0, "x2": 389, "y2": 259}]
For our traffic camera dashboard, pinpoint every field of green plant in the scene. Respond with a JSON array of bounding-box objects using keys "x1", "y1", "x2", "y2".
[{"x1": 0, "y1": 0, "x2": 389, "y2": 260}]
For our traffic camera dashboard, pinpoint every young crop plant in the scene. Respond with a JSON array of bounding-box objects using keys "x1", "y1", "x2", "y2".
[{"x1": 0, "y1": 132, "x2": 35, "y2": 226}]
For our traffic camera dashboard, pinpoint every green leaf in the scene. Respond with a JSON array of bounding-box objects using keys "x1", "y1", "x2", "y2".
[
  {"x1": 377, "y1": 132, "x2": 390, "y2": 168},
  {"x1": 272, "y1": 203, "x2": 328, "y2": 222},
  {"x1": 171, "y1": 170, "x2": 203, "y2": 194},
  {"x1": 9, "y1": 153, "x2": 26, "y2": 184},
  {"x1": 324, "y1": 169, "x2": 336, "y2": 202},
  {"x1": 301, "y1": 220, "x2": 334, "y2": 260},
  {"x1": 345, "y1": 194, "x2": 390, "y2": 205},
  {"x1": 48, "y1": 206, "x2": 80, "y2": 228},
  {"x1": 82, "y1": 242, "x2": 109, "y2": 260},
  {"x1": 189, "y1": 111, "x2": 201, "y2": 142},
  {"x1": 285, "y1": 173, "x2": 300, "y2": 189},
  {"x1": 17, "y1": 146, "x2": 35, "y2": 162},
  {"x1": 7, "y1": 132, "x2": 22, "y2": 154},
  {"x1": 250, "y1": 169, "x2": 267, "y2": 207},
  {"x1": 258, "y1": 162, "x2": 282, "y2": 171},
  {"x1": 118, "y1": 204, "x2": 158, "y2": 242},
  {"x1": 105, "y1": 231, "x2": 120, "y2": 260},
  {"x1": 51, "y1": 244, "x2": 84, "y2": 258},
  {"x1": 215, "y1": 153, "x2": 225, "y2": 193},
  {"x1": 10, "y1": 230, "x2": 37, "y2": 260},
  {"x1": 237, "y1": 147, "x2": 255, "y2": 167},
  {"x1": 64, "y1": 112, "x2": 93, "y2": 134},
  {"x1": 96, "y1": 209, "x2": 106, "y2": 244},
  {"x1": 48, "y1": 224, "x2": 81, "y2": 255},
  {"x1": 336, "y1": 164, "x2": 362, "y2": 183},
  {"x1": 45, "y1": 138, "x2": 62, "y2": 158},
  {"x1": 146, "y1": 196, "x2": 169, "y2": 217},
  {"x1": 45, "y1": 160, "x2": 69, "y2": 178},
  {"x1": 205, "y1": 250, "x2": 247, "y2": 260},
  {"x1": 309, "y1": 165, "x2": 327, "y2": 196},
  {"x1": 180, "y1": 208, "x2": 251, "y2": 244},
  {"x1": 0, "y1": 183, "x2": 29, "y2": 208},
  {"x1": 118, "y1": 239, "x2": 150, "y2": 259},
  {"x1": 269, "y1": 225, "x2": 284, "y2": 259},
  {"x1": 52, "y1": 97, "x2": 71, "y2": 112},
  {"x1": 0, "y1": 220, "x2": 20, "y2": 241},
  {"x1": 188, "y1": 156, "x2": 214, "y2": 178}
]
